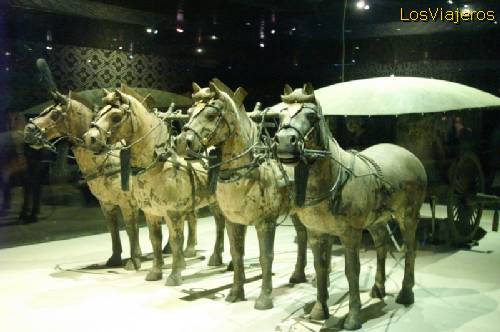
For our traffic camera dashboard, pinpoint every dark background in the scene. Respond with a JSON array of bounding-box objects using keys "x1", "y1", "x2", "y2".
[{"x1": 1, "y1": 0, "x2": 499, "y2": 121}]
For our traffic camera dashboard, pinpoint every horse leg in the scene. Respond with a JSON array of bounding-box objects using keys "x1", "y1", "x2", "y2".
[
  {"x1": 162, "y1": 236, "x2": 172, "y2": 254},
  {"x1": 100, "y1": 203, "x2": 123, "y2": 267},
  {"x1": 368, "y1": 223, "x2": 388, "y2": 299},
  {"x1": 340, "y1": 229, "x2": 363, "y2": 330},
  {"x1": 289, "y1": 214, "x2": 307, "y2": 284},
  {"x1": 164, "y1": 212, "x2": 186, "y2": 286},
  {"x1": 184, "y1": 211, "x2": 197, "y2": 258},
  {"x1": 121, "y1": 205, "x2": 142, "y2": 271},
  {"x1": 396, "y1": 213, "x2": 418, "y2": 305},
  {"x1": 208, "y1": 203, "x2": 225, "y2": 267},
  {"x1": 225, "y1": 221, "x2": 246, "y2": 303},
  {"x1": 309, "y1": 231, "x2": 332, "y2": 320},
  {"x1": 254, "y1": 220, "x2": 276, "y2": 310},
  {"x1": 145, "y1": 213, "x2": 163, "y2": 281},
  {"x1": 19, "y1": 173, "x2": 31, "y2": 222}
]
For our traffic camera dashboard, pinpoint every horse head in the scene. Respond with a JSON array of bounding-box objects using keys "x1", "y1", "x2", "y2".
[
  {"x1": 24, "y1": 91, "x2": 93, "y2": 149},
  {"x1": 178, "y1": 80, "x2": 247, "y2": 157},
  {"x1": 84, "y1": 89, "x2": 136, "y2": 153},
  {"x1": 275, "y1": 83, "x2": 329, "y2": 164}
]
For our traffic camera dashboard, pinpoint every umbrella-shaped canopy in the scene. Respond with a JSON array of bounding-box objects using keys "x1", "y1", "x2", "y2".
[
  {"x1": 22, "y1": 87, "x2": 192, "y2": 115},
  {"x1": 314, "y1": 77, "x2": 500, "y2": 116}
]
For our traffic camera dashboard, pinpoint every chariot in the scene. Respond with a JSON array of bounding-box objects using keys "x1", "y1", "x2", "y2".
[{"x1": 307, "y1": 77, "x2": 500, "y2": 244}]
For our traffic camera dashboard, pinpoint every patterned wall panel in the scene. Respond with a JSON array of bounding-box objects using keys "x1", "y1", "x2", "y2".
[{"x1": 6, "y1": 40, "x2": 195, "y2": 112}]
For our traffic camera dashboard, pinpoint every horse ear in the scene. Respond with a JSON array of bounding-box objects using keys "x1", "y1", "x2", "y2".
[
  {"x1": 209, "y1": 82, "x2": 222, "y2": 98},
  {"x1": 192, "y1": 82, "x2": 201, "y2": 93},
  {"x1": 52, "y1": 91, "x2": 68, "y2": 105},
  {"x1": 303, "y1": 83, "x2": 315, "y2": 95},
  {"x1": 103, "y1": 88, "x2": 111, "y2": 95},
  {"x1": 114, "y1": 89, "x2": 126, "y2": 103},
  {"x1": 283, "y1": 84, "x2": 293, "y2": 95},
  {"x1": 233, "y1": 87, "x2": 247, "y2": 107}
]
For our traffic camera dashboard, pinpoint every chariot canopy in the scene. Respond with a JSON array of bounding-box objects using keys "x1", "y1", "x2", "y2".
[{"x1": 313, "y1": 77, "x2": 500, "y2": 116}]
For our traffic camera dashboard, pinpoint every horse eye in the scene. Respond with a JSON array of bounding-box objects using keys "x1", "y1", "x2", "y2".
[
  {"x1": 50, "y1": 111, "x2": 60, "y2": 120},
  {"x1": 306, "y1": 112, "x2": 318, "y2": 122},
  {"x1": 206, "y1": 111, "x2": 217, "y2": 121},
  {"x1": 111, "y1": 114, "x2": 122, "y2": 123}
]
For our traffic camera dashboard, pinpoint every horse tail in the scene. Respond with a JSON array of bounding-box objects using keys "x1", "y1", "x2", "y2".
[{"x1": 36, "y1": 58, "x2": 57, "y2": 94}]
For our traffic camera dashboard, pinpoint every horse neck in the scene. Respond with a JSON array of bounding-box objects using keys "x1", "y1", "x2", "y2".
[
  {"x1": 66, "y1": 101, "x2": 93, "y2": 140},
  {"x1": 72, "y1": 146, "x2": 102, "y2": 175},
  {"x1": 58, "y1": 102, "x2": 96, "y2": 175},
  {"x1": 220, "y1": 107, "x2": 258, "y2": 171},
  {"x1": 307, "y1": 137, "x2": 347, "y2": 194},
  {"x1": 127, "y1": 99, "x2": 169, "y2": 168}
]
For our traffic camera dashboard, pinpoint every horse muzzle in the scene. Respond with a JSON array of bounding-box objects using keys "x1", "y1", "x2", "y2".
[
  {"x1": 83, "y1": 128, "x2": 106, "y2": 153},
  {"x1": 23, "y1": 123, "x2": 45, "y2": 148},
  {"x1": 184, "y1": 130, "x2": 204, "y2": 158},
  {"x1": 275, "y1": 128, "x2": 302, "y2": 164}
]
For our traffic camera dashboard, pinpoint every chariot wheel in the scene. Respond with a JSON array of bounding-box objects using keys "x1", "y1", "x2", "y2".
[{"x1": 446, "y1": 153, "x2": 485, "y2": 244}]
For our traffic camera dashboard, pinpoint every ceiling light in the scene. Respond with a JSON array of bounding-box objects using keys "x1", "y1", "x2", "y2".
[
  {"x1": 447, "y1": 0, "x2": 453, "y2": 4},
  {"x1": 5, "y1": 51, "x2": 11, "y2": 56},
  {"x1": 210, "y1": 35, "x2": 218, "y2": 40},
  {"x1": 259, "y1": 42, "x2": 265, "y2": 48},
  {"x1": 118, "y1": 46, "x2": 123, "y2": 50},
  {"x1": 270, "y1": 29, "x2": 276, "y2": 34},
  {"x1": 356, "y1": 1, "x2": 365, "y2": 9},
  {"x1": 176, "y1": 27, "x2": 184, "y2": 33},
  {"x1": 364, "y1": 4, "x2": 370, "y2": 10},
  {"x1": 196, "y1": 48, "x2": 204, "y2": 54},
  {"x1": 154, "y1": 29, "x2": 158, "y2": 34},
  {"x1": 46, "y1": 45, "x2": 53, "y2": 50},
  {"x1": 245, "y1": 22, "x2": 251, "y2": 26},
  {"x1": 146, "y1": 28, "x2": 153, "y2": 33}
]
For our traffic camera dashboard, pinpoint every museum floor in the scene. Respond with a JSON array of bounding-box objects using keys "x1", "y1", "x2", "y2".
[{"x1": 1, "y1": 208, "x2": 499, "y2": 332}]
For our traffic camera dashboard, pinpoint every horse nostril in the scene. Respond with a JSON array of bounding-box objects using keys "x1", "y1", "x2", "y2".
[
  {"x1": 90, "y1": 136, "x2": 96, "y2": 144},
  {"x1": 290, "y1": 135, "x2": 296, "y2": 144},
  {"x1": 275, "y1": 136, "x2": 280, "y2": 144}
]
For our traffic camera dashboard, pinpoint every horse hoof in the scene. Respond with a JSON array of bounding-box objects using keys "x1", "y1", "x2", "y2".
[
  {"x1": 124, "y1": 258, "x2": 141, "y2": 271},
  {"x1": 370, "y1": 285, "x2": 386, "y2": 299},
  {"x1": 162, "y1": 243, "x2": 172, "y2": 254},
  {"x1": 396, "y1": 288, "x2": 414, "y2": 305},
  {"x1": 145, "y1": 269, "x2": 162, "y2": 281},
  {"x1": 254, "y1": 294, "x2": 273, "y2": 310},
  {"x1": 165, "y1": 272, "x2": 182, "y2": 286},
  {"x1": 226, "y1": 261, "x2": 234, "y2": 271},
  {"x1": 208, "y1": 254, "x2": 223, "y2": 267},
  {"x1": 105, "y1": 255, "x2": 122, "y2": 268},
  {"x1": 310, "y1": 302, "x2": 329, "y2": 320},
  {"x1": 344, "y1": 313, "x2": 362, "y2": 330},
  {"x1": 225, "y1": 288, "x2": 245, "y2": 303},
  {"x1": 289, "y1": 271, "x2": 307, "y2": 284},
  {"x1": 184, "y1": 247, "x2": 196, "y2": 258}
]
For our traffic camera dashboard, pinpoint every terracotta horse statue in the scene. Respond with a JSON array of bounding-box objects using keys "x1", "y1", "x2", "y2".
[
  {"x1": 175, "y1": 80, "x2": 308, "y2": 310},
  {"x1": 24, "y1": 91, "x2": 144, "y2": 269},
  {"x1": 83, "y1": 86, "x2": 227, "y2": 285},
  {"x1": 274, "y1": 84, "x2": 427, "y2": 330}
]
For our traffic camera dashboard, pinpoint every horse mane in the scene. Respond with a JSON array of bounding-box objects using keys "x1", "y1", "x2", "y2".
[
  {"x1": 219, "y1": 89, "x2": 257, "y2": 143},
  {"x1": 120, "y1": 84, "x2": 156, "y2": 111}
]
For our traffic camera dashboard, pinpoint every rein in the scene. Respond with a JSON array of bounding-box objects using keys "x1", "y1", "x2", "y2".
[
  {"x1": 282, "y1": 103, "x2": 388, "y2": 208},
  {"x1": 186, "y1": 101, "x2": 277, "y2": 184}
]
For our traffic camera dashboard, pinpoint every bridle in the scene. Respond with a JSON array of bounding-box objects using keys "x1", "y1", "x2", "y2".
[
  {"x1": 28, "y1": 101, "x2": 83, "y2": 152},
  {"x1": 278, "y1": 103, "x2": 322, "y2": 158},
  {"x1": 182, "y1": 99, "x2": 233, "y2": 154},
  {"x1": 89, "y1": 101, "x2": 135, "y2": 148}
]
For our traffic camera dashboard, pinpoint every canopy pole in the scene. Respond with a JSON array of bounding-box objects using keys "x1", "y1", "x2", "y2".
[{"x1": 341, "y1": 0, "x2": 347, "y2": 82}]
